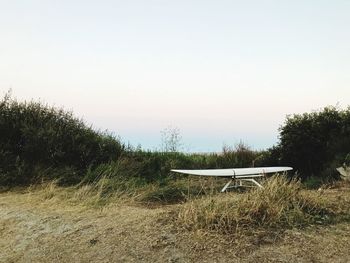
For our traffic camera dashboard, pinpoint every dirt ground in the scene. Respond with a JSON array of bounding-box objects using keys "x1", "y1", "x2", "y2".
[{"x1": 1, "y1": 189, "x2": 350, "y2": 263}]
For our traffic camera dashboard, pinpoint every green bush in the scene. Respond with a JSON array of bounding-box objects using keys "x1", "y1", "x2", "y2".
[
  {"x1": 0, "y1": 94, "x2": 124, "y2": 185},
  {"x1": 275, "y1": 106, "x2": 350, "y2": 178}
]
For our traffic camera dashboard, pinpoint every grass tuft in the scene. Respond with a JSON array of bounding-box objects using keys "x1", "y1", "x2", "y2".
[
  {"x1": 40, "y1": 180, "x2": 59, "y2": 200},
  {"x1": 177, "y1": 176, "x2": 344, "y2": 235}
]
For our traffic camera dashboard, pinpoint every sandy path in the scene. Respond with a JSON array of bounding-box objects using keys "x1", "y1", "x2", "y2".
[
  {"x1": 0, "y1": 193, "x2": 183, "y2": 263},
  {"x1": 1, "y1": 190, "x2": 350, "y2": 263}
]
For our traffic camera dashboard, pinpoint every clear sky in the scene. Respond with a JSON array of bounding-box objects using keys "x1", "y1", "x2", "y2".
[{"x1": 1, "y1": 1, "x2": 349, "y2": 152}]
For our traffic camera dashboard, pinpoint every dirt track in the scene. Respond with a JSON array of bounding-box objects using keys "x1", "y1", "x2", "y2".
[
  {"x1": 1, "y1": 190, "x2": 350, "y2": 263},
  {"x1": 0, "y1": 193, "x2": 179, "y2": 263}
]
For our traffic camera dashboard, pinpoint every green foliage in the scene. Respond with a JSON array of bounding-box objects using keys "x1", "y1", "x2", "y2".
[
  {"x1": 0, "y1": 94, "x2": 124, "y2": 185},
  {"x1": 121, "y1": 142, "x2": 260, "y2": 182},
  {"x1": 276, "y1": 106, "x2": 350, "y2": 178},
  {"x1": 220, "y1": 142, "x2": 257, "y2": 168}
]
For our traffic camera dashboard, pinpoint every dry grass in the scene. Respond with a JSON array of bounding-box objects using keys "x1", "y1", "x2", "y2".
[
  {"x1": 23, "y1": 176, "x2": 150, "y2": 207},
  {"x1": 1, "y1": 178, "x2": 350, "y2": 262},
  {"x1": 26, "y1": 175, "x2": 226, "y2": 208},
  {"x1": 177, "y1": 176, "x2": 348, "y2": 235}
]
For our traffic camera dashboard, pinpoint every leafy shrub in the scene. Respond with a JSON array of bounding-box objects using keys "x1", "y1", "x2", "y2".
[
  {"x1": 0, "y1": 94, "x2": 124, "y2": 185},
  {"x1": 275, "y1": 106, "x2": 350, "y2": 178}
]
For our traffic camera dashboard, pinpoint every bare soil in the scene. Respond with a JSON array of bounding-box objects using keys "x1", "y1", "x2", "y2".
[{"x1": 1, "y1": 188, "x2": 350, "y2": 263}]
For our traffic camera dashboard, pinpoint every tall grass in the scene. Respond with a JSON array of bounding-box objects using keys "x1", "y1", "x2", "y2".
[
  {"x1": 178, "y1": 176, "x2": 339, "y2": 234},
  {"x1": 76, "y1": 160, "x2": 224, "y2": 205}
]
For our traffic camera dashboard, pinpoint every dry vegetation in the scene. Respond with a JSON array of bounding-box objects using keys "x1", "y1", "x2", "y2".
[
  {"x1": 1, "y1": 177, "x2": 350, "y2": 263},
  {"x1": 177, "y1": 176, "x2": 349, "y2": 235}
]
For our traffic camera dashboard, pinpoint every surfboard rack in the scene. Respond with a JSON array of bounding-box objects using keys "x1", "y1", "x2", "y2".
[{"x1": 220, "y1": 174, "x2": 264, "y2": 192}]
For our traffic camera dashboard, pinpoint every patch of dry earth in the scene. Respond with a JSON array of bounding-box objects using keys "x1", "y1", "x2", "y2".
[{"x1": 1, "y1": 190, "x2": 350, "y2": 263}]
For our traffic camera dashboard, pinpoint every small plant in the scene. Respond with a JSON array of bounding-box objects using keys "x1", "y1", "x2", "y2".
[{"x1": 160, "y1": 126, "x2": 183, "y2": 152}]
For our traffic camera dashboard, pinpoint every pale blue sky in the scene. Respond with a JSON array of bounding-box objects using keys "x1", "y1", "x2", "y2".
[{"x1": 1, "y1": 1, "x2": 349, "y2": 151}]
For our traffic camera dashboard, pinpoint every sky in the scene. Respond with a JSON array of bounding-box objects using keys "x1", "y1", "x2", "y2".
[{"x1": 1, "y1": 0, "x2": 349, "y2": 152}]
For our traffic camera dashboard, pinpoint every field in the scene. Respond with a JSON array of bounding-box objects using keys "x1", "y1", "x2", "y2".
[
  {"x1": 1, "y1": 96, "x2": 350, "y2": 262},
  {"x1": 1, "y1": 179, "x2": 350, "y2": 263}
]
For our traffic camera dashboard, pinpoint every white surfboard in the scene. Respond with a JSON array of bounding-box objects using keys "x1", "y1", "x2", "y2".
[{"x1": 171, "y1": 166, "x2": 293, "y2": 177}]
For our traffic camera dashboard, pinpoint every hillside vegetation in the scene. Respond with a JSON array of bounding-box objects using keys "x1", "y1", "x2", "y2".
[
  {"x1": 1, "y1": 94, "x2": 350, "y2": 262},
  {"x1": 0, "y1": 94, "x2": 264, "y2": 187},
  {"x1": 0, "y1": 94, "x2": 350, "y2": 189},
  {"x1": 0, "y1": 93, "x2": 349, "y2": 188}
]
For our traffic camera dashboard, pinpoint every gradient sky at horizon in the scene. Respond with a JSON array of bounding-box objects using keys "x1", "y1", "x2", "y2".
[{"x1": 1, "y1": 1, "x2": 350, "y2": 152}]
